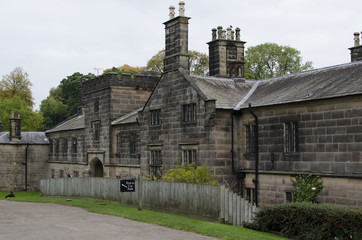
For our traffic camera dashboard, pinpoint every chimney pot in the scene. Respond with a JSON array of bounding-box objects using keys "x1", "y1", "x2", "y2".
[
  {"x1": 354, "y1": 32, "x2": 360, "y2": 47},
  {"x1": 169, "y1": 5, "x2": 175, "y2": 19},
  {"x1": 212, "y1": 28, "x2": 217, "y2": 41},
  {"x1": 217, "y1": 26, "x2": 223, "y2": 39},
  {"x1": 179, "y1": 1, "x2": 185, "y2": 16},
  {"x1": 235, "y1": 27, "x2": 241, "y2": 41},
  {"x1": 226, "y1": 27, "x2": 232, "y2": 40}
]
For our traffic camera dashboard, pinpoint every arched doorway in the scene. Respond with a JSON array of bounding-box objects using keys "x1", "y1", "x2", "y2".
[{"x1": 91, "y1": 158, "x2": 104, "y2": 177}]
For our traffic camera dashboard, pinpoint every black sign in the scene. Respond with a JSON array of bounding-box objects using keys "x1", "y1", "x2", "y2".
[{"x1": 120, "y1": 180, "x2": 135, "y2": 192}]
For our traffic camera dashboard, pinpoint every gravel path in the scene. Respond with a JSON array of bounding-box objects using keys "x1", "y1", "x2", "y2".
[{"x1": 0, "y1": 200, "x2": 219, "y2": 240}]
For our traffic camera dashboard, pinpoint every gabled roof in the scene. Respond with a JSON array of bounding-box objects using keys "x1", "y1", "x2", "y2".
[
  {"x1": 234, "y1": 61, "x2": 362, "y2": 110},
  {"x1": 190, "y1": 75, "x2": 254, "y2": 109},
  {"x1": 0, "y1": 132, "x2": 49, "y2": 145},
  {"x1": 111, "y1": 108, "x2": 141, "y2": 125},
  {"x1": 46, "y1": 114, "x2": 84, "y2": 133}
]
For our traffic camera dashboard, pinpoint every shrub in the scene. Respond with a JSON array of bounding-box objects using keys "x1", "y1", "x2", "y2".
[
  {"x1": 151, "y1": 164, "x2": 218, "y2": 185},
  {"x1": 243, "y1": 202, "x2": 362, "y2": 240},
  {"x1": 291, "y1": 174, "x2": 323, "y2": 203}
]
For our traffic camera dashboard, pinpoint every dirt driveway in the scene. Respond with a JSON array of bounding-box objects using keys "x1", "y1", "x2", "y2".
[{"x1": 0, "y1": 200, "x2": 218, "y2": 240}]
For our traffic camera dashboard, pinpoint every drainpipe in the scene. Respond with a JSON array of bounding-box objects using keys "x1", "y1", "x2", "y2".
[
  {"x1": 248, "y1": 103, "x2": 258, "y2": 206},
  {"x1": 24, "y1": 143, "x2": 30, "y2": 191}
]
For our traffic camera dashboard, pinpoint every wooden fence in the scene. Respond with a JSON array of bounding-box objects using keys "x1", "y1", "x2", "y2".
[{"x1": 40, "y1": 178, "x2": 256, "y2": 225}]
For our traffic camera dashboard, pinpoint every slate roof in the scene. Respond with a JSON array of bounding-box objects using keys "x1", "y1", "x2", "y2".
[
  {"x1": 234, "y1": 61, "x2": 362, "y2": 110},
  {"x1": 111, "y1": 108, "x2": 141, "y2": 125},
  {"x1": 46, "y1": 114, "x2": 85, "y2": 133},
  {"x1": 0, "y1": 132, "x2": 49, "y2": 145},
  {"x1": 190, "y1": 75, "x2": 254, "y2": 109}
]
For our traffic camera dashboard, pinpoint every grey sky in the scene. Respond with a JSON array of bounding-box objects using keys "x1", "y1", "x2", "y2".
[{"x1": 0, "y1": 0, "x2": 361, "y2": 110}]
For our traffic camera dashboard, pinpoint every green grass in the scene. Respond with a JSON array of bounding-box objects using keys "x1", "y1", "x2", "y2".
[{"x1": 0, "y1": 191, "x2": 288, "y2": 240}]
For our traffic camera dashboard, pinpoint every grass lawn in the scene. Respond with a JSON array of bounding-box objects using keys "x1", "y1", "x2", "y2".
[{"x1": 0, "y1": 191, "x2": 288, "y2": 240}]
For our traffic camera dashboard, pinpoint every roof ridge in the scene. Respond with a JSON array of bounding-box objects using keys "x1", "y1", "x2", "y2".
[{"x1": 234, "y1": 81, "x2": 260, "y2": 110}]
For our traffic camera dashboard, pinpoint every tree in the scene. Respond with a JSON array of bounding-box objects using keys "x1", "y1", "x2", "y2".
[
  {"x1": 0, "y1": 96, "x2": 43, "y2": 131},
  {"x1": 39, "y1": 97, "x2": 68, "y2": 130},
  {"x1": 103, "y1": 64, "x2": 143, "y2": 78},
  {"x1": 39, "y1": 72, "x2": 94, "y2": 129},
  {"x1": 0, "y1": 67, "x2": 34, "y2": 107},
  {"x1": 145, "y1": 50, "x2": 209, "y2": 76},
  {"x1": 244, "y1": 43, "x2": 313, "y2": 80}
]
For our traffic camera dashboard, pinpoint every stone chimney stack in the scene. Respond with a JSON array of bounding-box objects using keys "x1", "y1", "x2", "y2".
[
  {"x1": 163, "y1": 1, "x2": 190, "y2": 73},
  {"x1": 349, "y1": 31, "x2": 362, "y2": 62},
  {"x1": 9, "y1": 111, "x2": 21, "y2": 142},
  {"x1": 208, "y1": 26, "x2": 246, "y2": 78}
]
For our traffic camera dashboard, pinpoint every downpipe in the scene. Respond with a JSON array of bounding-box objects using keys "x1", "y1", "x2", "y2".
[{"x1": 248, "y1": 103, "x2": 259, "y2": 207}]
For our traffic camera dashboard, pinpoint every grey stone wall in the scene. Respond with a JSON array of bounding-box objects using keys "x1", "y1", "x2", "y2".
[
  {"x1": 0, "y1": 144, "x2": 48, "y2": 191},
  {"x1": 140, "y1": 70, "x2": 236, "y2": 183}
]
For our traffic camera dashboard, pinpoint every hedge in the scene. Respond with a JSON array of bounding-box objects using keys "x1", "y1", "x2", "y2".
[{"x1": 243, "y1": 202, "x2": 362, "y2": 240}]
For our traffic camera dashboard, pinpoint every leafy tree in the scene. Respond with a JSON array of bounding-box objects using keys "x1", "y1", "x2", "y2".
[
  {"x1": 245, "y1": 43, "x2": 313, "y2": 80},
  {"x1": 39, "y1": 72, "x2": 94, "y2": 129},
  {"x1": 291, "y1": 174, "x2": 323, "y2": 203},
  {"x1": 103, "y1": 64, "x2": 143, "y2": 78},
  {"x1": 0, "y1": 67, "x2": 34, "y2": 107},
  {"x1": 39, "y1": 97, "x2": 68, "y2": 130},
  {"x1": 145, "y1": 50, "x2": 209, "y2": 76},
  {"x1": 0, "y1": 96, "x2": 43, "y2": 131}
]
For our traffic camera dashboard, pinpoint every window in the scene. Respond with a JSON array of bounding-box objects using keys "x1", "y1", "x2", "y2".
[
  {"x1": 285, "y1": 192, "x2": 294, "y2": 203},
  {"x1": 59, "y1": 170, "x2": 64, "y2": 178},
  {"x1": 284, "y1": 122, "x2": 298, "y2": 153},
  {"x1": 55, "y1": 139, "x2": 59, "y2": 155},
  {"x1": 245, "y1": 125, "x2": 256, "y2": 154},
  {"x1": 71, "y1": 138, "x2": 77, "y2": 154},
  {"x1": 183, "y1": 103, "x2": 196, "y2": 122},
  {"x1": 51, "y1": 169, "x2": 55, "y2": 179},
  {"x1": 150, "y1": 150, "x2": 162, "y2": 179},
  {"x1": 181, "y1": 145, "x2": 198, "y2": 165},
  {"x1": 150, "y1": 109, "x2": 161, "y2": 125},
  {"x1": 116, "y1": 133, "x2": 122, "y2": 156},
  {"x1": 130, "y1": 134, "x2": 137, "y2": 155},
  {"x1": 63, "y1": 138, "x2": 68, "y2": 156},
  {"x1": 94, "y1": 98, "x2": 99, "y2": 113},
  {"x1": 92, "y1": 121, "x2": 101, "y2": 142},
  {"x1": 49, "y1": 139, "x2": 53, "y2": 155},
  {"x1": 73, "y1": 171, "x2": 79, "y2": 178}
]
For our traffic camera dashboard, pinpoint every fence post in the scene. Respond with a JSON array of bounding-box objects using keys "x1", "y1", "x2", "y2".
[
  {"x1": 138, "y1": 174, "x2": 143, "y2": 211},
  {"x1": 220, "y1": 185, "x2": 225, "y2": 222}
]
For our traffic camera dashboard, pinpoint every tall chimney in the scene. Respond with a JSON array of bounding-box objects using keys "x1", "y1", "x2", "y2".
[
  {"x1": 349, "y1": 31, "x2": 362, "y2": 62},
  {"x1": 163, "y1": 1, "x2": 190, "y2": 73},
  {"x1": 9, "y1": 111, "x2": 21, "y2": 142},
  {"x1": 208, "y1": 26, "x2": 246, "y2": 78}
]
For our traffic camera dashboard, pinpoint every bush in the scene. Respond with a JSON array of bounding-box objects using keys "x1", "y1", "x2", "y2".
[
  {"x1": 145, "y1": 164, "x2": 218, "y2": 185},
  {"x1": 243, "y1": 202, "x2": 362, "y2": 240},
  {"x1": 291, "y1": 174, "x2": 323, "y2": 203}
]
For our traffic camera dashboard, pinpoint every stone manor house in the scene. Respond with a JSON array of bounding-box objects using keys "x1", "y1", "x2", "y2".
[{"x1": 1, "y1": 2, "x2": 362, "y2": 207}]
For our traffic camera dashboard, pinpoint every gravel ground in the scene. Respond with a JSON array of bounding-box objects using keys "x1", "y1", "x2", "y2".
[{"x1": 0, "y1": 200, "x2": 219, "y2": 240}]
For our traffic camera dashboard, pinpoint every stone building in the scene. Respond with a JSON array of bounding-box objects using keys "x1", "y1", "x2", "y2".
[
  {"x1": 45, "y1": 72, "x2": 159, "y2": 179},
  {"x1": 0, "y1": 112, "x2": 49, "y2": 191},
  {"x1": 3, "y1": 2, "x2": 362, "y2": 208}
]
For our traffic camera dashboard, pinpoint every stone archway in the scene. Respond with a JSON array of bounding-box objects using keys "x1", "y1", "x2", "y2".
[{"x1": 90, "y1": 158, "x2": 104, "y2": 177}]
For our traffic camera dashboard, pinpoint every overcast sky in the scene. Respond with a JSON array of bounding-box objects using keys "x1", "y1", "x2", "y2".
[{"x1": 1, "y1": 0, "x2": 361, "y2": 110}]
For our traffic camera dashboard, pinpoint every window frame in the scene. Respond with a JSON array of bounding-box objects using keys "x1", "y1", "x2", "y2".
[
  {"x1": 245, "y1": 125, "x2": 256, "y2": 154},
  {"x1": 149, "y1": 147, "x2": 162, "y2": 179},
  {"x1": 71, "y1": 137, "x2": 77, "y2": 155},
  {"x1": 180, "y1": 145, "x2": 198, "y2": 165},
  {"x1": 182, "y1": 103, "x2": 197, "y2": 123},
  {"x1": 284, "y1": 122, "x2": 299, "y2": 153},
  {"x1": 92, "y1": 121, "x2": 101, "y2": 142},
  {"x1": 150, "y1": 109, "x2": 161, "y2": 126}
]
